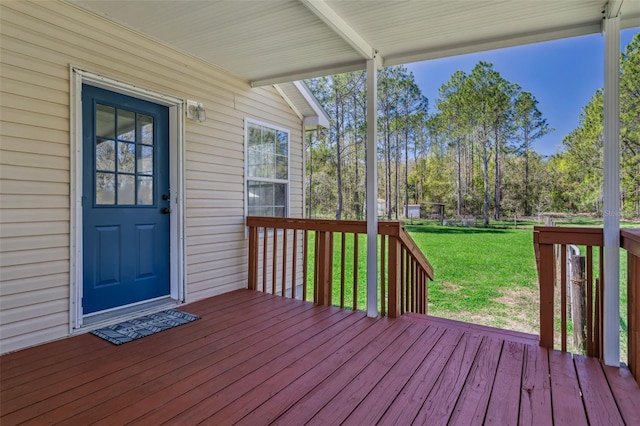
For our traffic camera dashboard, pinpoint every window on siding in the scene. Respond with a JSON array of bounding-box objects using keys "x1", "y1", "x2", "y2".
[{"x1": 246, "y1": 120, "x2": 289, "y2": 217}]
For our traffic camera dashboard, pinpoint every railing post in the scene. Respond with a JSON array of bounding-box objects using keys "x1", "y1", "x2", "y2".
[
  {"x1": 628, "y1": 251, "x2": 639, "y2": 382},
  {"x1": 247, "y1": 225, "x2": 258, "y2": 291},
  {"x1": 623, "y1": 229, "x2": 640, "y2": 384},
  {"x1": 387, "y1": 235, "x2": 401, "y2": 318},
  {"x1": 535, "y1": 229, "x2": 555, "y2": 349},
  {"x1": 316, "y1": 230, "x2": 333, "y2": 306}
]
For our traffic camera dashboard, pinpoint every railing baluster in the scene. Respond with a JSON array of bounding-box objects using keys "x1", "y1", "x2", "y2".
[
  {"x1": 560, "y1": 244, "x2": 567, "y2": 352},
  {"x1": 406, "y1": 249, "x2": 410, "y2": 313},
  {"x1": 413, "y1": 259, "x2": 417, "y2": 312},
  {"x1": 292, "y1": 229, "x2": 298, "y2": 300},
  {"x1": 329, "y1": 232, "x2": 334, "y2": 306},
  {"x1": 594, "y1": 278, "x2": 601, "y2": 359},
  {"x1": 404, "y1": 249, "x2": 414, "y2": 312},
  {"x1": 420, "y1": 272, "x2": 428, "y2": 315},
  {"x1": 400, "y1": 246, "x2": 405, "y2": 314},
  {"x1": 630, "y1": 250, "x2": 636, "y2": 375},
  {"x1": 271, "y1": 228, "x2": 277, "y2": 295},
  {"x1": 248, "y1": 225, "x2": 258, "y2": 290},
  {"x1": 387, "y1": 235, "x2": 401, "y2": 318},
  {"x1": 262, "y1": 227, "x2": 268, "y2": 293},
  {"x1": 353, "y1": 233, "x2": 358, "y2": 311},
  {"x1": 380, "y1": 234, "x2": 386, "y2": 317},
  {"x1": 316, "y1": 230, "x2": 333, "y2": 306},
  {"x1": 314, "y1": 230, "x2": 319, "y2": 302},
  {"x1": 406, "y1": 250, "x2": 410, "y2": 312},
  {"x1": 419, "y1": 271, "x2": 426, "y2": 314},
  {"x1": 281, "y1": 229, "x2": 287, "y2": 297},
  {"x1": 340, "y1": 232, "x2": 346, "y2": 309},
  {"x1": 586, "y1": 245, "x2": 593, "y2": 357},
  {"x1": 303, "y1": 229, "x2": 308, "y2": 302},
  {"x1": 598, "y1": 248, "x2": 604, "y2": 358}
]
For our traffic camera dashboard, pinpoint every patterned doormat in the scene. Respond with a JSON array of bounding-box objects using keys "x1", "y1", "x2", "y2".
[{"x1": 90, "y1": 309, "x2": 200, "y2": 345}]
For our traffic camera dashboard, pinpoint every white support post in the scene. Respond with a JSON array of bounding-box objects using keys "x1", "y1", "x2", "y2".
[
  {"x1": 366, "y1": 57, "x2": 379, "y2": 318},
  {"x1": 602, "y1": 11, "x2": 621, "y2": 366}
]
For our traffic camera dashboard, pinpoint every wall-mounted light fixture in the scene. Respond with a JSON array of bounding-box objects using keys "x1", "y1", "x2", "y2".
[{"x1": 186, "y1": 100, "x2": 206, "y2": 123}]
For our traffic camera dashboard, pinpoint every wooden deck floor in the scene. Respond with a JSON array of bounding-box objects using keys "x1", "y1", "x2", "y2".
[{"x1": 1, "y1": 289, "x2": 639, "y2": 425}]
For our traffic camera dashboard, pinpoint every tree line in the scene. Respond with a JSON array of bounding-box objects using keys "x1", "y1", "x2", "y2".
[{"x1": 304, "y1": 33, "x2": 640, "y2": 223}]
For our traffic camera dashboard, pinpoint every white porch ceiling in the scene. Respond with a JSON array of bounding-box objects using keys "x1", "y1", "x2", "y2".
[{"x1": 69, "y1": 0, "x2": 640, "y2": 86}]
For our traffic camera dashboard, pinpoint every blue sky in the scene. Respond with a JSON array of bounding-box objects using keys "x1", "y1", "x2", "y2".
[{"x1": 406, "y1": 28, "x2": 639, "y2": 157}]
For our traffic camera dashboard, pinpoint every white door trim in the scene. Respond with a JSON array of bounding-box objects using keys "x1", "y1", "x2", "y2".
[{"x1": 69, "y1": 67, "x2": 186, "y2": 332}]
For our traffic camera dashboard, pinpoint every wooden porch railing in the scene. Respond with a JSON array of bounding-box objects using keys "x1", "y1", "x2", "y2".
[
  {"x1": 533, "y1": 226, "x2": 604, "y2": 356},
  {"x1": 621, "y1": 229, "x2": 639, "y2": 383},
  {"x1": 246, "y1": 217, "x2": 434, "y2": 318}
]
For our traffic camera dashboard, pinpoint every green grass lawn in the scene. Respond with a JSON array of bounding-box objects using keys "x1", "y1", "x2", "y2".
[
  {"x1": 304, "y1": 221, "x2": 632, "y2": 361},
  {"x1": 305, "y1": 224, "x2": 540, "y2": 332},
  {"x1": 405, "y1": 225, "x2": 540, "y2": 333}
]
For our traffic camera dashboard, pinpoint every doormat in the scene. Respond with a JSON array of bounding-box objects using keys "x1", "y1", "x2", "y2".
[{"x1": 91, "y1": 309, "x2": 200, "y2": 345}]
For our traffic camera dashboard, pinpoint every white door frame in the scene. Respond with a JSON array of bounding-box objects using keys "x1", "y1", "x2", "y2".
[{"x1": 69, "y1": 67, "x2": 186, "y2": 332}]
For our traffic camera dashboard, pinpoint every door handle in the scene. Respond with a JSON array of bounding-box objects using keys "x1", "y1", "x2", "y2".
[{"x1": 161, "y1": 207, "x2": 171, "y2": 215}]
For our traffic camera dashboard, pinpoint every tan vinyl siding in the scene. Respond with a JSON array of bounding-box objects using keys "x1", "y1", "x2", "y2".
[{"x1": 0, "y1": 0, "x2": 304, "y2": 354}]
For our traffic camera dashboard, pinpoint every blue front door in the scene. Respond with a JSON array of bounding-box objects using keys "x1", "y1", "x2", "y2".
[{"x1": 82, "y1": 85, "x2": 170, "y2": 314}]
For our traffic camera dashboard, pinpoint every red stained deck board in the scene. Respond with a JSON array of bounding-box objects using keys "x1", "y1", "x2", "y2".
[
  {"x1": 11, "y1": 300, "x2": 321, "y2": 425},
  {"x1": 128, "y1": 310, "x2": 368, "y2": 425},
  {"x1": 574, "y1": 355, "x2": 624, "y2": 425},
  {"x1": 412, "y1": 333, "x2": 484, "y2": 426},
  {"x1": 241, "y1": 320, "x2": 417, "y2": 426},
  {"x1": 0, "y1": 289, "x2": 254, "y2": 375},
  {"x1": 403, "y1": 312, "x2": 538, "y2": 345},
  {"x1": 306, "y1": 324, "x2": 444, "y2": 426},
  {"x1": 601, "y1": 364, "x2": 640, "y2": 425},
  {"x1": 1, "y1": 290, "x2": 273, "y2": 398},
  {"x1": 340, "y1": 326, "x2": 449, "y2": 425},
  {"x1": 0, "y1": 289, "x2": 636, "y2": 425},
  {"x1": 448, "y1": 337, "x2": 503, "y2": 425},
  {"x1": 86, "y1": 307, "x2": 355, "y2": 426},
  {"x1": 549, "y1": 350, "x2": 589, "y2": 425},
  {"x1": 484, "y1": 340, "x2": 526, "y2": 425},
  {"x1": 1, "y1": 292, "x2": 291, "y2": 420},
  {"x1": 378, "y1": 328, "x2": 464, "y2": 424},
  {"x1": 519, "y1": 345, "x2": 553, "y2": 426},
  {"x1": 167, "y1": 314, "x2": 381, "y2": 424}
]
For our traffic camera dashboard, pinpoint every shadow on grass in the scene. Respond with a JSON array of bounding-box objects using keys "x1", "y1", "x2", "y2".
[{"x1": 403, "y1": 225, "x2": 511, "y2": 235}]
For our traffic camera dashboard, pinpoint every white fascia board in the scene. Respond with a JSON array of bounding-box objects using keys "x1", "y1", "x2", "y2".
[
  {"x1": 251, "y1": 61, "x2": 366, "y2": 87},
  {"x1": 299, "y1": 0, "x2": 380, "y2": 63},
  {"x1": 293, "y1": 81, "x2": 330, "y2": 129},
  {"x1": 273, "y1": 84, "x2": 304, "y2": 121},
  {"x1": 385, "y1": 22, "x2": 604, "y2": 67}
]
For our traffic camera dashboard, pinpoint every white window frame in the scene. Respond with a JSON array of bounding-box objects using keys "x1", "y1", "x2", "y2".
[
  {"x1": 69, "y1": 67, "x2": 186, "y2": 332},
  {"x1": 244, "y1": 118, "x2": 291, "y2": 222}
]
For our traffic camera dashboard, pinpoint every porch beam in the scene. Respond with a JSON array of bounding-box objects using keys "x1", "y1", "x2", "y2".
[
  {"x1": 299, "y1": 0, "x2": 382, "y2": 66},
  {"x1": 602, "y1": 5, "x2": 621, "y2": 366},
  {"x1": 366, "y1": 57, "x2": 379, "y2": 318},
  {"x1": 606, "y1": 0, "x2": 624, "y2": 19}
]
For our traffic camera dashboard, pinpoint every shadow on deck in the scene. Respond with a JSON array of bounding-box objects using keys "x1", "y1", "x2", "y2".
[{"x1": 1, "y1": 289, "x2": 639, "y2": 425}]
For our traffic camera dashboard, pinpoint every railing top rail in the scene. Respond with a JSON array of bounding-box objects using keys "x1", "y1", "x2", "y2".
[
  {"x1": 246, "y1": 216, "x2": 404, "y2": 236},
  {"x1": 399, "y1": 228, "x2": 434, "y2": 279},
  {"x1": 533, "y1": 226, "x2": 604, "y2": 246},
  {"x1": 246, "y1": 216, "x2": 433, "y2": 278},
  {"x1": 621, "y1": 228, "x2": 640, "y2": 256}
]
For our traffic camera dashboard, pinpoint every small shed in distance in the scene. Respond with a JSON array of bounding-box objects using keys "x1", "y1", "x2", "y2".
[{"x1": 421, "y1": 203, "x2": 446, "y2": 221}]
